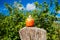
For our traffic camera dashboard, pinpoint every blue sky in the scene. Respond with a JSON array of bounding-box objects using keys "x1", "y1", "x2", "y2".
[{"x1": 0, "y1": 0, "x2": 60, "y2": 17}]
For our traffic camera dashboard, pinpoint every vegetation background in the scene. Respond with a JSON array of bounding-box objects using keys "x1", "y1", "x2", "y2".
[{"x1": 0, "y1": 0, "x2": 60, "y2": 40}]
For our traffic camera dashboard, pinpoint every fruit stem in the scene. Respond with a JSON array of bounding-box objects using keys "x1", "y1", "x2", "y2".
[{"x1": 29, "y1": 15, "x2": 31, "y2": 18}]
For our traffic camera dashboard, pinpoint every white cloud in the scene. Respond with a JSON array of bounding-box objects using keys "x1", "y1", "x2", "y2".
[
  {"x1": 13, "y1": 2, "x2": 36, "y2": 11},
  {"x1": 57, "y1": 10, "x2": 60, "y2": 14},
  {"x1": 26, "y1": 3, "x2": 36, "y2": 11}
]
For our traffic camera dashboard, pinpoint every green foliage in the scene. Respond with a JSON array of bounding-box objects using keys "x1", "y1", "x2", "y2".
[
  {"x1": 34, "y1": 1, "x2": 39, "y2": 8},
  {"x1": 0, "y1": 1, "x2": 60, "y2": 40},
  {"x1": 0, "y1": 13, "x2": 25, "y2": 40}
]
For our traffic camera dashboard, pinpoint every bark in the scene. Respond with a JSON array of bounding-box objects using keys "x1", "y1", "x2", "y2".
[{"x1": 19, "y1": 27, "x2": 47, "y2": 40}]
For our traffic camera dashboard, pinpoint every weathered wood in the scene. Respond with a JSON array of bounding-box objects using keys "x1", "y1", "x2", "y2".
[{"x1": 19, "y1": 27, "x2": 47, "y2": 40}]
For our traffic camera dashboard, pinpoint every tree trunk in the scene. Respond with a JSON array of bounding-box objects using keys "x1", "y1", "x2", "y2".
[{"x1": 19, "y1": 27, "x2": 47, "y2": 40}]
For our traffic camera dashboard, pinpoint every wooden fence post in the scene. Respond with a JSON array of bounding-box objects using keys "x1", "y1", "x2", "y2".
[{"x1": 19, "y1": 27, "x2": 47, "y2": 40}]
